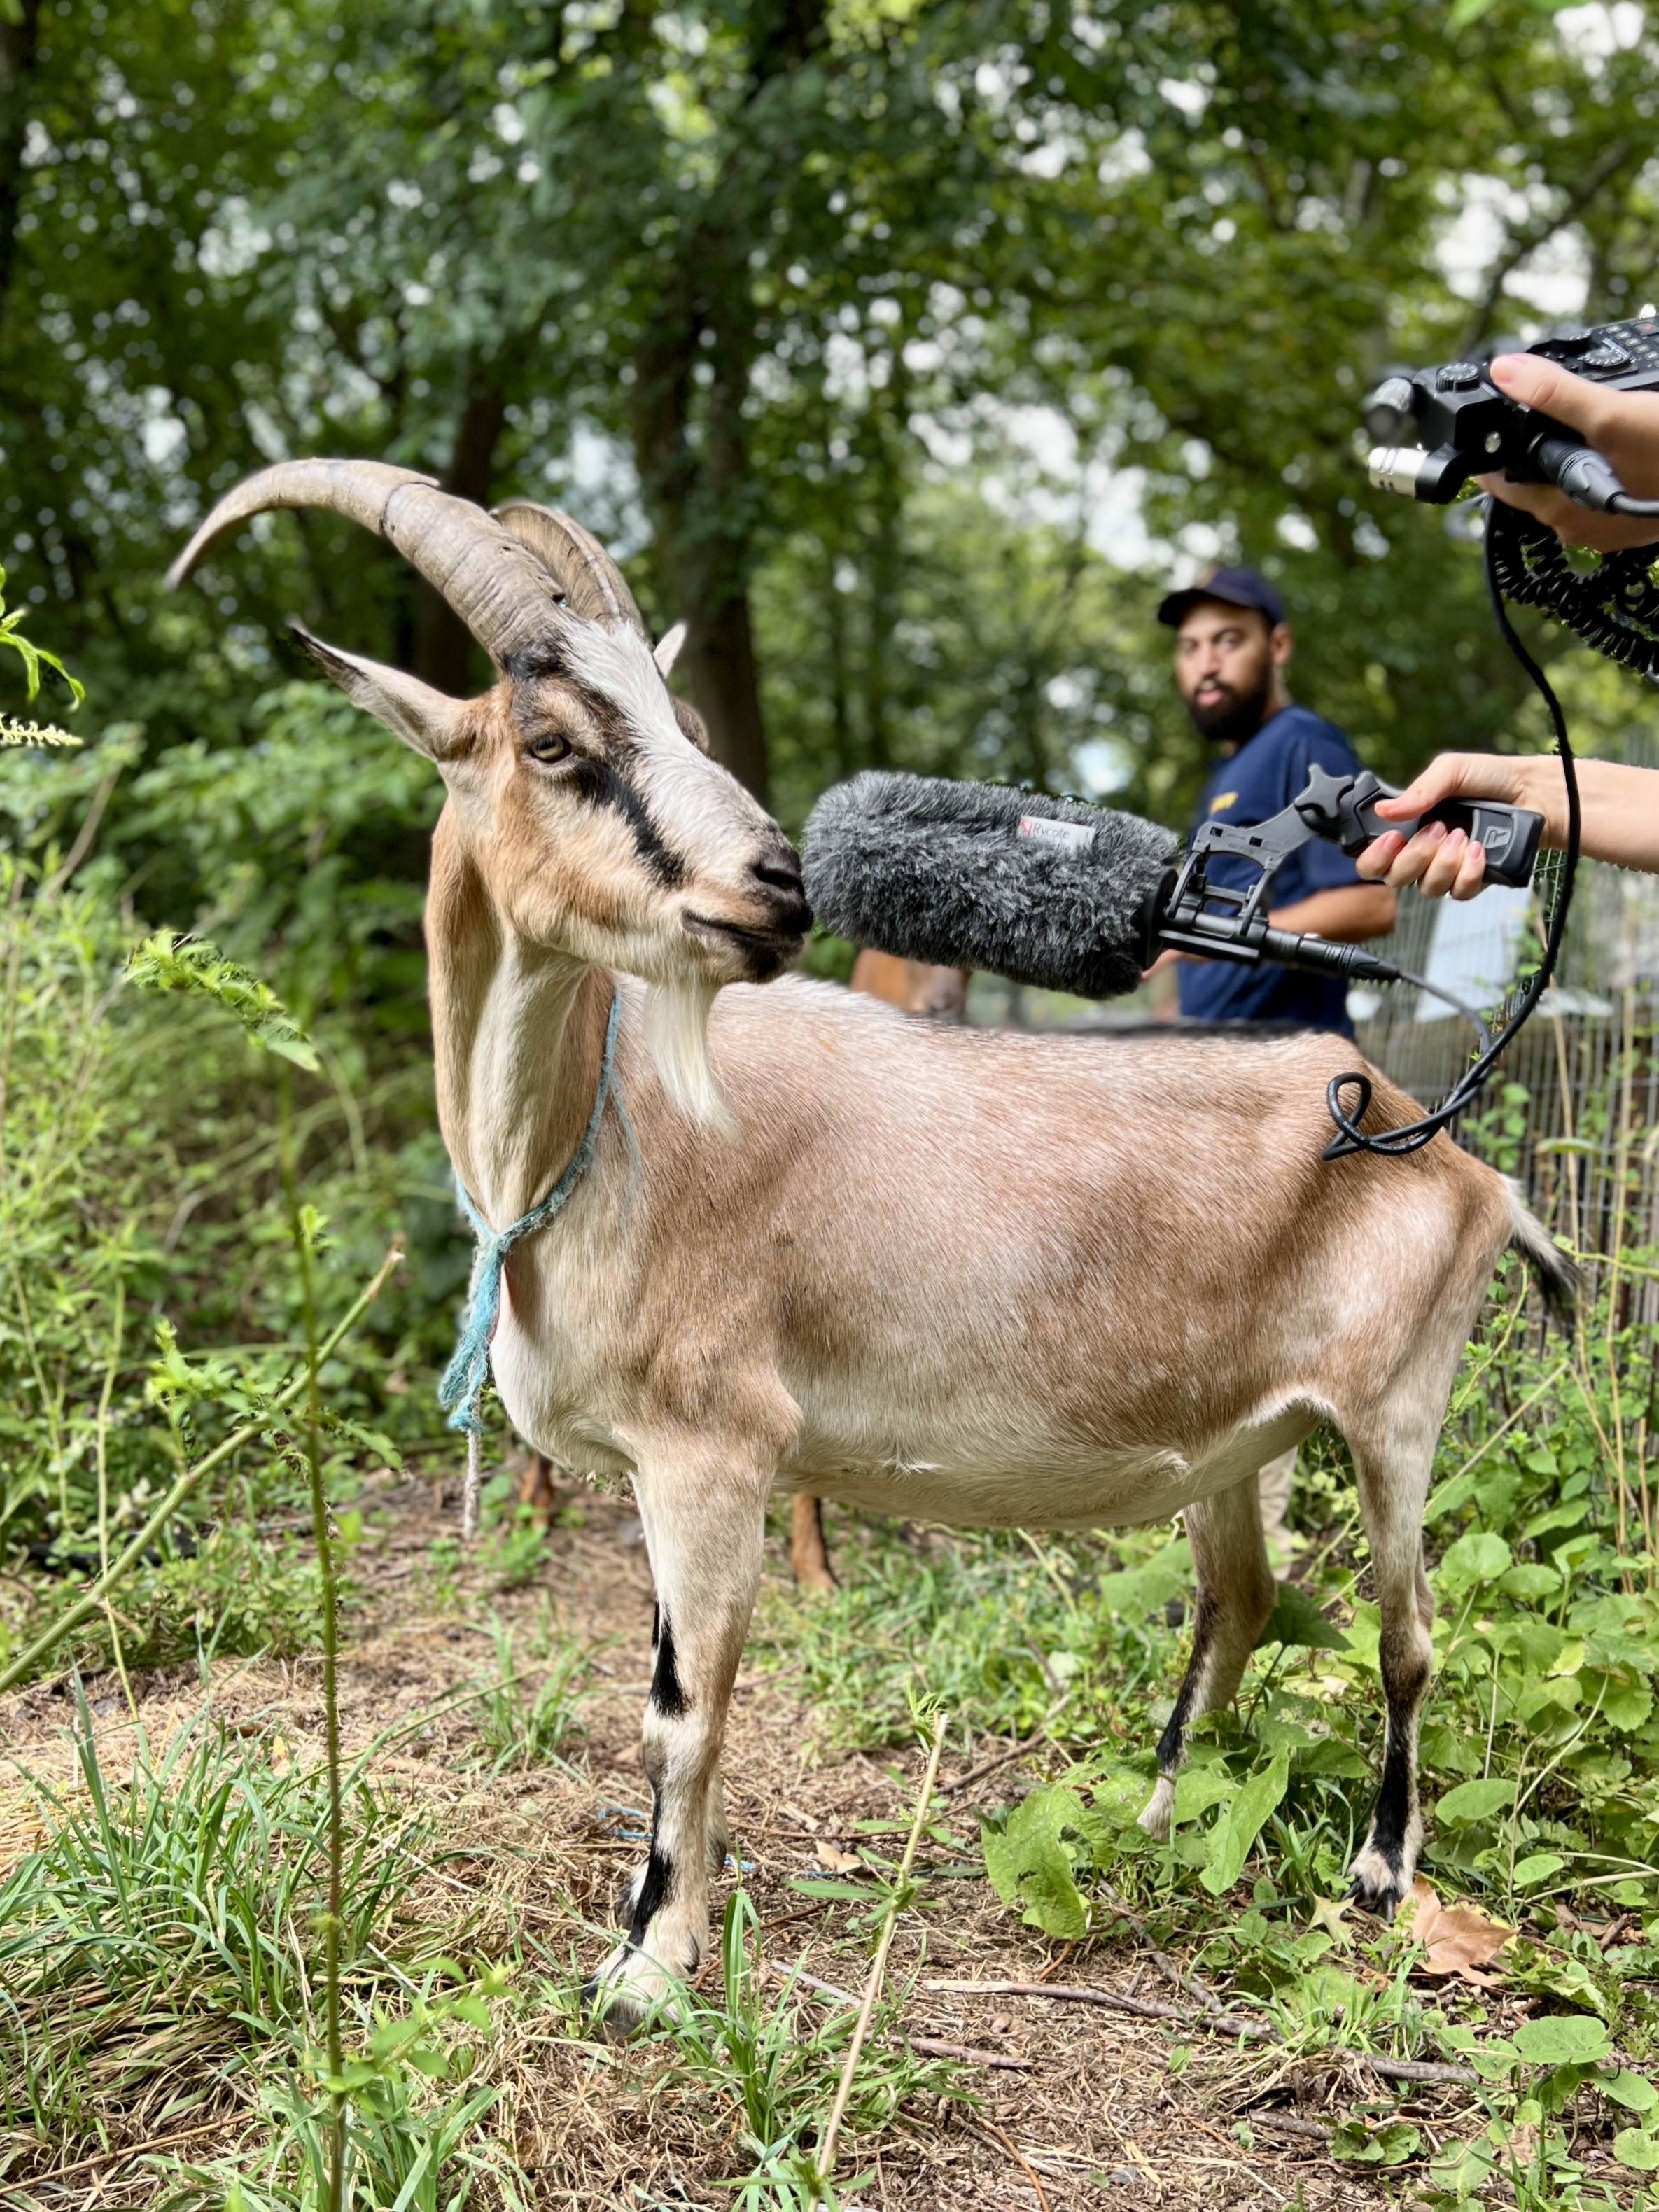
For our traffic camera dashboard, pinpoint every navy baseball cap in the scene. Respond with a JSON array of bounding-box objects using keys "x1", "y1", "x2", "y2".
[{"x1": 1157, "y1": 564, "x2": 1287, "y2": 630}]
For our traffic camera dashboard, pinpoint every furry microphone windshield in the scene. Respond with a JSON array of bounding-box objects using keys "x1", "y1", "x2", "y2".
[{"x1": 801, "y1": 771, "x2": 1180, "y2": 1002}]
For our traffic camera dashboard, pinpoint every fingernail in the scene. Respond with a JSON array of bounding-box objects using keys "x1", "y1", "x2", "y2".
[{"x1": 1490, "y1": 355, "x2": 1522, "y2": 388}]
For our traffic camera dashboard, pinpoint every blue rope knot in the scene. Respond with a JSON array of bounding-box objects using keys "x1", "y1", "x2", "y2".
[{"x1": 438, "y1": 986, "x2": 623, "y2": 1441}]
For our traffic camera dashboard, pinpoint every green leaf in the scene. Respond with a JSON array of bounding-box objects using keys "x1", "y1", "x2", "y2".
[
  {"x1": 1512, "y1": 1852, "x2": 1565, "y2": 1888},
  {"x1": 980, "y1": 1786, "x2": 1100, "y2": 1939},
  {"x1": 1436, "y1": 1776, "x2": 1515, "y2": 1825},
  {"x1": 1499, "y1": 1564, "x2": 1560, "y2": 1600},
  {"x1": 1513, "y1": 2015, "x2": 1611, "y2": 2067},
  {"x1": 1200, "y1": 1751, "x2": 1289, "y2": 1897},
  {"x1": 1332, "y1": 2120, "x2": 1422, "y2": 2165},
  {"x1": 1096, "y1": 1539, "x2": 1192, "y2": 1620},
  {"x1": 1438, "y1": 1532, "x2": 1513, "y2": 1593},
  {"x1": 1172, "y1": 1764, "x2": 1235, "y2": 1826},
  {"x1": 785, "y1": 1877, "x2": 873, "y2": 1900},
  {"x1": 1254, "y1": 1581, "x2": 1350, "y2": 1652},
  {"x1": 1604, "y1": 2071, "x2": 1658, "y2": 2115},
  {"x1": 1614, "y1": 2129, "x2": 1659, "y2": 2173}
]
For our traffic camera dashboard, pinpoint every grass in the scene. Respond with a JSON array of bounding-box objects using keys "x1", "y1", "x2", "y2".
[
  {"x1": 466, "y1": 1616, "x2": 588, "y2": 1777},
  {"x1": 0, "y1": 1691, "x2": 443, "y2": 2156}
]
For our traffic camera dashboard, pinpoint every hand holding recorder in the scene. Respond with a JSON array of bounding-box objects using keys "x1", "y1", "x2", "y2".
[{"x1": 1474, "y1": 354, "x2": 1659, "y2": 554}]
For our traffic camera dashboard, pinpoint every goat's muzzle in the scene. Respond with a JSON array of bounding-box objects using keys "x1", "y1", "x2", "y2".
[{"x1": 682, "y1": 838, "x2": 810, "y2": 981}]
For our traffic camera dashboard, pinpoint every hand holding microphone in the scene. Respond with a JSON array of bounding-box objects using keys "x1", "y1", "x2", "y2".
[{"x1": 799, "y1": 766, "x2": 1543, "y2": 1009}]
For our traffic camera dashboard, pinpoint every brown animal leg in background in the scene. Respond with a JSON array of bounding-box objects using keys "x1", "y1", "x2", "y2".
[
  {"x1": 789, "y1": 1492, "x2": 837, "y2": 1595},
  {"x1": 518, "y1": 1451, "x2": 558, "y2": 1530}
]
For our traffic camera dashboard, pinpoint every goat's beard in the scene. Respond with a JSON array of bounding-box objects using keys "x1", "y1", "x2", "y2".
[{"x1": 643, "y1": 978, "x2": 734, "y2": 1135}]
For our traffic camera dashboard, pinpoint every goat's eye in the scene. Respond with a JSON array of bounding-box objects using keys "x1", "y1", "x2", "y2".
[{"x1": 526, "y1": 732, "x2": 572, "y2": 765}]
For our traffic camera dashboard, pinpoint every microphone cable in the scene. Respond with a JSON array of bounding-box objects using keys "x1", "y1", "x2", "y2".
[{"x1": 1322, "y1": 500, "x2": 1582, "y2": 1159}]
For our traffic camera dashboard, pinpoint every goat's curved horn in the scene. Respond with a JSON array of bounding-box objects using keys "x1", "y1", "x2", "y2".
[
  {"x1": 165, "y1": 458, "x2": 570, "y2": 668},
  {"x1": 491, "y1": 500, "x2": 648, "y2": 638}
]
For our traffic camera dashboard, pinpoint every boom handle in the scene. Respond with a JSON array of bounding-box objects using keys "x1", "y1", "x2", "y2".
[{"x1": 1343, "y1": 772, "x2": 1543, "y2": 889}]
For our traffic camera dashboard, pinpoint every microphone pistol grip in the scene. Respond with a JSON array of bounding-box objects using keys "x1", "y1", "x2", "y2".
[{"x1": 1345, "y1": 772, "x2": 1542, "y2": 889}]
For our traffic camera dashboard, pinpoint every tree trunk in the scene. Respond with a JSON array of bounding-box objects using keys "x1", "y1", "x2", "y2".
[
  {"x1": 629, "y1": 300, "x2": 772, "y2": 802},
  {"x1": 410, "y1": 368, "x2": 508, "y2": 695},
  {"x1": 0, "y1": 0, "x2": 43, "y2": 319},
  {"x1": 675, "y1": 584, "x2": 769, "y2": 800}
]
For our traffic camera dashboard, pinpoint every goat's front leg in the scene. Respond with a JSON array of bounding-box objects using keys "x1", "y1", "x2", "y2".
[
  {"x1": 589, "y1": 1458, "x2": 766, "y2": 2031},
  {"x1": 1346, "y1": 1428, "x2": 1436, "y2": 1917},
  {"x1": 1138, "y1": 1475, "x2": 1277, "y2": 1840}
]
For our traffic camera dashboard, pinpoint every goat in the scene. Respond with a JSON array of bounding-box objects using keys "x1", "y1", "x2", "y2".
[
  {"x1": 171, "y1": 462, "x2": 1575, "y2": 2029},
  {"x1": 788, "y1": 948, "x2": 973, "y2": 1594}
]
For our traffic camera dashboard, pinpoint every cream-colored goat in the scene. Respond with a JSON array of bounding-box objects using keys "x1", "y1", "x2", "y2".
[{"x1": 172, "y1": 463, "x2": 1572, "y2": 2026}]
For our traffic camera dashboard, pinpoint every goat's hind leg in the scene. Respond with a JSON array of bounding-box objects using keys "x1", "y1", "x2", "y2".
[
  {"x1": 1346, "y1": 1422, "x2": 1437, "y2": 1917},
  {"x1": 1138, "y1": 1475, "x2": 1277, "y2": 1840},
  {"x1": 590, "y1": 1460, "x2": 766, "y2": 2031}
]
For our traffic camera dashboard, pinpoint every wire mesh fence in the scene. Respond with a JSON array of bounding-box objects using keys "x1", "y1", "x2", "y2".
[{"x1": 1356, "y1": 788, "x2": 1659, "y2": 1298}]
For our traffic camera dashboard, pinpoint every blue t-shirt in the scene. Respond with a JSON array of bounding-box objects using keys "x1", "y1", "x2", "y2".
[{"x1": 1177, "y1": 704, "x2": 1365, "y2": 1035}]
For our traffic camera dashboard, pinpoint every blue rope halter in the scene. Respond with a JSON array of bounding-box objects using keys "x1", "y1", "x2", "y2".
[{"x1": 439, "y1": 986, "x2": 623, "y2": 1531}]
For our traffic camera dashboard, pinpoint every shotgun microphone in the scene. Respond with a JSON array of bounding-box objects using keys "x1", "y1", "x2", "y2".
[
  {"x1": 800, "y1": 766, "x2": 1535, "y2": 1008},
  {"x1": 800, "y1": 771, "x2": 1180, "y2": 1002}
]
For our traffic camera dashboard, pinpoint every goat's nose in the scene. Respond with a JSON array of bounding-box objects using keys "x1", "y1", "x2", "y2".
[{"x1": 752, "y1": 845, "x2": 804, "y2": 896}]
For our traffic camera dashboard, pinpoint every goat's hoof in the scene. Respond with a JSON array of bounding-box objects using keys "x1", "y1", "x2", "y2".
[
  {"x1": 583, "y1": 1947, "x2": 685, "y2": 2038},
  {"x1": 1345, "y1": 1843, "x2": 1409, "y2": 1921},
  {"x1": 1136, "y1": 1775, "x2": 1175, "y2": 1842}
]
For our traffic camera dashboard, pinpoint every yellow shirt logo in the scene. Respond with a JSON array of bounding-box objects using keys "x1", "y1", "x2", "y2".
[{"x1": 1208, "y1": 790, "x2": 1238, "y2": 815}]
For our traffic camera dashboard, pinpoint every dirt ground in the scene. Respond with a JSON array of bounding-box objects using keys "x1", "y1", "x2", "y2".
[{"x1": 1, "y1": 1475, "x2": 1493, "y2": 2207}]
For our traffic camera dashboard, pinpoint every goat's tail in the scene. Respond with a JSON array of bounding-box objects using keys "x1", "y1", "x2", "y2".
[{"x1": 1506, "y1": 1179, "x2": 1581, "y2": 1329}]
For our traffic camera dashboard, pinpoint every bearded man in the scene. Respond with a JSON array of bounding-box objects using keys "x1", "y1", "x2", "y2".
[{"x1": 1157, "y1": 567, "x2": 1396, "y2": 1036}]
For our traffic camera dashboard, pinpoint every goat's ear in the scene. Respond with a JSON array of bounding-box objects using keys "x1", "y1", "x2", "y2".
[
  {"x1": 671, "y1": 693, "x2": 711, "y2": 755},
  {"x1": 653, "y1": 621, "x2": 686, "y2": 677},
  {"x1": 290, "y1": 622, "x2": 472, "y2": 762}
]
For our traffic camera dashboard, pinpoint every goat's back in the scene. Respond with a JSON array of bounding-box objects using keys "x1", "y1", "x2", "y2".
[{"x1": 612, "y1": 978, "x2": 1514, "y2": 1450}]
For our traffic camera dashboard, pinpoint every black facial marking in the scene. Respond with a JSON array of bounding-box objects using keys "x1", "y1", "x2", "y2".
[
  {"x1": 651, "y1": 1609, "x2": 688, "y2": 1718},
  {"x1": 506, "y1": 640, "x2": 569, "y2": 682},
  {"x1": 625, "y1": 1846, "x2": 675, "y2": 1948},
  {"x1": 566, "y1": 754, "x2": 687, "y2": 888}
]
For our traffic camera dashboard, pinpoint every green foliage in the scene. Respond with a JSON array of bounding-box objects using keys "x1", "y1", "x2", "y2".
[
  {"x1": 981, "y1": 1784, "x2": 1108, "y2": 1940},
  {"x1": 128, "y1": 929, "x2": 321, "y2": 1071},
  {"x1": 0, "y1": 1699, "x2": 429, "y2": 2145},
  {"x1": 0, "y1": 559, "x2": 83, "y2": 710},
  {"x1": 659, "y1": 1887, "x2": 962, "y2": 2206},
  {"x1": 466, "y1": 1616, "x2": 587, "y2": 1777}
]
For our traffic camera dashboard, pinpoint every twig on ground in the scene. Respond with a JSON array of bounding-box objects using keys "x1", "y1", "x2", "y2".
[
  {"x1": 1247, "y1": 2112, "x2": 1333, "y2": 2144},
  {"x1": 815, "y1": 1709, "x2": 950, "y2": 2194},
  {"x1": 1097, "y1": 1883, "x2": 1228, "y2": 2016},
  {"x1": 940, "y1": 1736, "x2": 1045, "y2": 1798},
  {"x1": 911, "y1": 2036, "x2": 1035, "y2": 2073},
  {"x1": 978, "y1": 2119, "x2": 1051, "y2": 2208},
  {"x1": 920, "y1": 1979, "x2": 1479, "y2": 2087},
  {"x1": 765, "y1": 1962, "x2": 1033, "y2": 2071},
  {"x1": 764, "y1": 1960, "x2": 859, "y2": 2006}
]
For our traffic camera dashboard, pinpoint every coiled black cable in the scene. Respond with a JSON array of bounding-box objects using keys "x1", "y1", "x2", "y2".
[{"x1": 1322, "y1": 500, "x2": 1582, "y2": 1159}]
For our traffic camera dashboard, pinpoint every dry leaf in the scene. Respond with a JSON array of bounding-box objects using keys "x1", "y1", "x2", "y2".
[
  {"x1": 1396, "y1": 1876, "x2": 1513, "y2": 1986},
  {"x1": 1308, "y1": 1894, "x2": 1354, "y2": 1949},
  {"x1": 814, "y1": 1842, "x2": 862, "y2": 1872}
]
